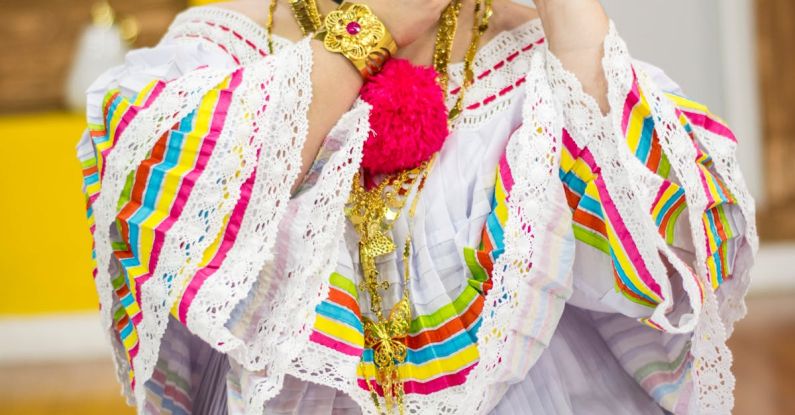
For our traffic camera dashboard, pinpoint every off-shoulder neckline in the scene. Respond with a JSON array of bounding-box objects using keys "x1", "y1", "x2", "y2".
[{"x1": 177, "y1": 5, "x2": 544, "y2": 76}]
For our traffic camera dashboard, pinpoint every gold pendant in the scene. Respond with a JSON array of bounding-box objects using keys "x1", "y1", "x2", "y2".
[
  {"x1": 362, "y1": 296, "x2": 411, "y2": 415},
  {"x1": 344, "y1": 161, "x2": 435, "y2": 414}
]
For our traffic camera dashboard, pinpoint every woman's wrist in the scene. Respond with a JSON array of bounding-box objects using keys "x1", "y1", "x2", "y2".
[
  {"x1": 298, "y1": 37, "x2": 363, "y2": 193},
  {"x1": 310, "y1": 38, "x2": 364, "y2": 87},
  {"x1": 535, "y1": 0, "x2": 610, "y2": 113}
]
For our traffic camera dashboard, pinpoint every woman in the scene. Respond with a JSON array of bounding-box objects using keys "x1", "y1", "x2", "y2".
[{"x1": 76, "y1": 0, "x2": 756, "y2": 413}]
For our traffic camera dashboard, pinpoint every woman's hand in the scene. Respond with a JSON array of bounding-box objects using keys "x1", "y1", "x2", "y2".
[
  {"x1": 353, "y1": 0, "x2": 451, "y2": 48},
  {"x1": 534, "y1": 0, "x2": 610, "y2": 112}
]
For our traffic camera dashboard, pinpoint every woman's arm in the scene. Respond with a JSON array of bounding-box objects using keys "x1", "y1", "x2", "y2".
[
  {"x1": 301, "y1": 41, "x2": 362, "y2": 187},
  {"x1": 535, "y1": 0, "x2": 610, "y2": 113}
]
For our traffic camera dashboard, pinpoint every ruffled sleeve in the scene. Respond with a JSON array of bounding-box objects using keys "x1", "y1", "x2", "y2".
[
  {"x1": 461, "y1": 20, "x2": 756, "y2": 415},
  {"x1": 75, "y1": 10, "x2": 371, "y2": 410},
  {"x1": 544, "y1": 23, "x2": 756, "y2": 413},
  {"x1": 75, "y1": 29, "x2": 243, "y2": 401}
]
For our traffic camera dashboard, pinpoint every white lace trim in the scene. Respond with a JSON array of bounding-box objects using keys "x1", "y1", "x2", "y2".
[
  {"x1": 224, "y1": 99, "x2": 371, "y2": 414},
  {"x1": 446, "y1": 19, "x2": 545, "y2": 130},
  {"x1": 628, "y1": 49, "x2": 747, "y2": 415},
  {"x1": 687, "y1": 120, "x2": 758, "y2": 415},
  {"x1": 548, "y1": 23, "x2": 705, "y2": 335},
  {"x1": 694, "y1": 128, "x2": 758, "y2": 335},
  {"x1": 184, "y1": 37, "x2": 315, "y2": 361},
  {"x1": 128, "y1": 42, "x2": 302, "y2": 405},
  {"x1": 90, "y1": 38, "x2": 328, "y2": 407},
  {"x1": 456, "y1": 47, "x2": 576, "y2": 413}
]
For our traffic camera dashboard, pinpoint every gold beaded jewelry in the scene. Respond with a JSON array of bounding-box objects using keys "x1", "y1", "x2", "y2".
[
  {"x1": 433, "y1": 0, "x2": 463, "y2": 102},
  {"x1": 266, "y1": 0, "x2": 278, "y2": 54},
  {"x1": 268, "y1": 2, "x2": 496, "y2": 413},
  {"x1": 449, "y1": 0, "x2": 494, "y2": 120},
  {"x1": 433, "y1": 0, "x2": 495, "y2": 121},
  {"x1": 343, "y1": 0, "x2": 495, "y2": 396},
  {"x1": 345, "y1": 165, "x2": 430, "y2": 317},
  {"x1": 288, "y1": 0, "x2": 324, "y2": 35},
  {"x1": 345, "y1": 158, "x2": 435, "y2": 415}
]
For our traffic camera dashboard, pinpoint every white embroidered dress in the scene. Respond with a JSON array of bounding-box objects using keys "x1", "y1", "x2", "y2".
[{"x1": 76, "y1": 6, "x2": 756, "y2": 415}]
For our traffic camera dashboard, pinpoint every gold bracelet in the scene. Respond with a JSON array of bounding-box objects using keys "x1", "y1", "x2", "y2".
[{"x1": 316, "y1": 2, "x2": 397, "y2": 80}]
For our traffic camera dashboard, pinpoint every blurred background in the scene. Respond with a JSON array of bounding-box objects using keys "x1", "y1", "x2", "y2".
[{"x1": 0, "y1": 0, "x2": 792, "y2": 414}]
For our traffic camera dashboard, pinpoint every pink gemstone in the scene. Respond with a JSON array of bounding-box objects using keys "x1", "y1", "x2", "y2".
[{"x1": 346, "y1": 21, "x2": 362, "y2": 35}]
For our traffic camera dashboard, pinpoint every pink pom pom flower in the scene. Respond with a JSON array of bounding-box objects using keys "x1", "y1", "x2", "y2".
[{"x1": 359, "y1": 58, "x2": 449, "y2": 176}]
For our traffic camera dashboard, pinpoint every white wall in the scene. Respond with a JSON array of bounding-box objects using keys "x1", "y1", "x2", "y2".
[{"x1": 602, "y1": 0, "x2": 725, "y2": 112}]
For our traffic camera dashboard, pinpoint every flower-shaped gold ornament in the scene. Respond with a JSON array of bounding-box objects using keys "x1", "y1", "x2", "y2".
[{"x1": 322, "y1": 3, "x2": 386, "y2": 60}]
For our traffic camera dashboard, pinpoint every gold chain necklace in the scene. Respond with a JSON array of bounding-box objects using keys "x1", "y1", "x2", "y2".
[
  {"x1": 288, "y1": 0, "x2": 324, "y2": 35},
  {"x1": 451, "y1": 0, "x2": 494, "y2": 120},
  {"x1": 266, "y1": 2, "x2": 494, "y2": 412},
  {"x1": 345, "y1": 166, "x2": 428, "y2": 319},
  {"x1": 433, "y1": 0, "x2": 463, "y2": 104},
  {"x1": 265, "y1": 0, "x2": 323, "y2": 53},
  {"x1": 266, "y1": 0, "x2": 279, "y2": 54},
  {"x1": 345, "y1": 158, "x2": 434, "y2": 415}
]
